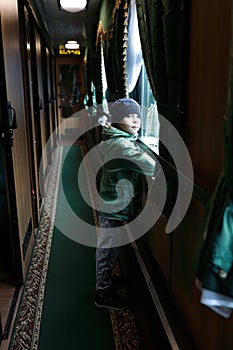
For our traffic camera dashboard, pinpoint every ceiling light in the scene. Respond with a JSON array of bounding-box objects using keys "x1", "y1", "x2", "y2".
[
  {"x1": 60, "y1": 0, "x2": 87, "y2": 12},
  {"x1": 65, "y1": 40, "x2": 80, "y2": 49}
]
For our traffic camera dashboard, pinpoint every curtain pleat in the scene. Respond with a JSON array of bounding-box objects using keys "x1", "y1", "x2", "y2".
[
  {"x1": 126, "y1": 0, "x2": 143, "y2": 94},
  {"x1": 94, "y1": 0, "x2": 129, "y2": 101},
  {"x1": 136, "y1": 0, "x2": 185, "y2": 111},
  {"x1": 112, "y1": 0, "x2": 129, "y2": 99}
]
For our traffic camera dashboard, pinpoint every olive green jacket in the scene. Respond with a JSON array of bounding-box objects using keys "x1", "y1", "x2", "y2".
[{"x1": 98, "y1": 126, "x2": 155, "y2": 221}]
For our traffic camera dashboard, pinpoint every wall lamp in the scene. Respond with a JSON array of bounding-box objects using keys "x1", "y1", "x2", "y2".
[{"x1": 59, "y1": 0, "x2": 87, "y2": 12}]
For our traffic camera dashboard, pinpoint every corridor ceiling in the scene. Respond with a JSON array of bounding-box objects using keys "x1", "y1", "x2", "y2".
[{"x1": 33, "y1": 0, "x2": 101, "y2": 51}]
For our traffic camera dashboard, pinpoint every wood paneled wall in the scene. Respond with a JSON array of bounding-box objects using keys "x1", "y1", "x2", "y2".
[
  {"x1": 0, "y1": 0, "x2": 34, "y2": 278},
  {"x1": 185, "y1": 0, "x2": 231, "y2": 192},
  {"x1": 149, "y1": 1, "x2": 233, "y2": 349}
]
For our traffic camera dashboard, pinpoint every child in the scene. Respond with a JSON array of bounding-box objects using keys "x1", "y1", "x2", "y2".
[{"x1": 95, "y1": 98, "x2": 156, "y2": 310}]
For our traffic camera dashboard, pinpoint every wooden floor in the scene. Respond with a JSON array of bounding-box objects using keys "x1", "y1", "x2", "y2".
[{"x1": 0, "y1": 283, "x2": 22, "y2": 350}]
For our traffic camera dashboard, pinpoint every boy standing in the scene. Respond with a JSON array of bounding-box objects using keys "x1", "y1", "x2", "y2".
[{"x1": 95, "y1": 98, "x2": 155, "y2": 310}]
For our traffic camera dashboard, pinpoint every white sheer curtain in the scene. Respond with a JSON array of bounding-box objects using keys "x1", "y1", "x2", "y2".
[{"x1": 126, "y1": 0, "x2": 143, "y2": 93}]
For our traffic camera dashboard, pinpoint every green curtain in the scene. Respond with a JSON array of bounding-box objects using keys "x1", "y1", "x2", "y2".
[
  {"x1": 94, "y1": 0, "x2": 129, "y2": 102},
  {"x1": 85, "y1": 3, "x2": 103, "y2": 106},
  {"x1": 112, "y1": 0, "x2": 129, "y2": 98},
  {"x1": 136, "y1": 0, "x2": 187, "y2": 217},
  {"x1": 136, "y1": 0, "x2": 186, "y2": 124},
  {"x1": 98, "y1": 0, "x2": 116, "y2": 101},
  {"x1": 92, "y1": 42, "x2": 103, "y2": 104},
  {"x1": 136, "y1": 0, "x2": 166, "y2": 103}
]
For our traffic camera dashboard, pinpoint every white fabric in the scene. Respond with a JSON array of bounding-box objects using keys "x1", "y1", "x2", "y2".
[
  {"x1": 126, "y1": 0, "x2": 143, "y2": 93},
  {"x1": 201, "y1": 288, "x2": 233, "y2": 318}
]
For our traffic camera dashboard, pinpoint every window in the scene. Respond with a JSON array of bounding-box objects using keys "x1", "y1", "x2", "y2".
[
  {"x1": 126, "y1": 0, "x2": 159, "y2": 153},
  {"x1": 139, "y1": 63, "x2": 159, "y2": 154},
  {"x1": 90, "y1": 0, "x2": 160, "y2": 155}
]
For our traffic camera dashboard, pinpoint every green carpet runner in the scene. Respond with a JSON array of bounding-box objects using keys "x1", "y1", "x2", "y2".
[
  {"x1": 9, "y1": 146, "x2": 115, "y2": 350},
  {"x1": 37, "y1": 146, "x2": 115, "y2": 350},
  {"x1": 9, "y1": 145, "x2": 143, "y2": 350}
]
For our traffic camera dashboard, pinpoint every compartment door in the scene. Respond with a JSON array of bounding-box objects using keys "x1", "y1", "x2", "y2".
[{"x1": 0, "y1": 15, "x2": 23, "y2": 286}]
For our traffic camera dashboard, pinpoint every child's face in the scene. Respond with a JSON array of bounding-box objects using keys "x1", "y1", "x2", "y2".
[{"x1": 118, "y1": 114, "x2": 141, "y2": 135}]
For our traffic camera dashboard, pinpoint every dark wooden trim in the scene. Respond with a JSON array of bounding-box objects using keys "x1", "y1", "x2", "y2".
[
  {"x1": 0, "y1": 15, "x2": 23, "y2": 286},
  {"x1": 2, "y1": 287, "x2": 21, "y2": 340},
  {"x1": 22, "y1": 219, "x2": 33, "y2": 259},
  {"x1": 28, "y1": 19, "x2": 43, "y2": 165},
  {"x1": 41, "y1": 41, "x2": 52, "y2": 165},
  {"x1": 24, "y1": 0, "x2": 55, "y2": 53},
  {"x1": 0, "y1": 314, "x2": 3, "y2": 344},
  {"x1": 49, "y1": 55, "x2": 56, "y2": 134},
  {"x1": 18, "y1": 2, "x2": 39, "y2": 227}
]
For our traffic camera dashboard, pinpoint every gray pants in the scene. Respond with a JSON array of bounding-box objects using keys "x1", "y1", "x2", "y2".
[{"x1": 96, "y1": 216, "x2": 124, "y2": 290}]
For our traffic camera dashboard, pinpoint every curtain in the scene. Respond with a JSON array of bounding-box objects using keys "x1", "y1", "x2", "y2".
[
  {"x1": 126, "y1": 0, "x2": 143, "y2": 93},
  {"x1": 112, "y1": 0, "x2": 129, "y2": 99},
  {"x1": 136, "y1": 0, "x2": 185, "y2": 119},
  {"x1": 94, "y1": 0, "x2": 129, "y2": 101},
  {"x1": 98, "y1": 0, "x2": 116, "y2": 101},
  {"x1": 136, "y1": 0, "x2": 186, "y2": 218},
  {"x1": 136, "y1": 0, "x2": 166, "y2": 102}
]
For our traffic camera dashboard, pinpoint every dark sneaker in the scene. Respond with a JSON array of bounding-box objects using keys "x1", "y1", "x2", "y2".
[{"x1": 95, "y1": 288, "x2": 128, "y2": 310}]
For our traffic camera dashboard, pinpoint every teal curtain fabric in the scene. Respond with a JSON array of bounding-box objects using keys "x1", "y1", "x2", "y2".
[
  {"x1": 112, "y1": 1, "x2": 128, "y2": 98},
  {"x1": 193, "y1": 174, "x2": 230, "y2": 282},
  {"x1": 85, "y1": 0, "x2": 115, "y2": 104},
  {"x1": 136, "y1": 0, "x2": 166, "y2": 103},
  {"x1": 99, "y1": 0, "x2": 116, "y2": 101},
  {"x1": 85, "y1": 4, "x2": 102, "y2": 106},
  {"x1": 135, "y1": 0, "x2": 187, "y2": 218},
  {"x1": 162, "y1": 0, "x2": 184, "y2": 106},
  {"x1": 126, "y1": 1, "x2": 143, "y2": 93},
  {"x1": 95, "y1": 0, "x2": 129, "y2": 101},
  {"x1": 136, "y1": 0, "x2": 186, "y2": 128},
  {"x1": 93, "y1": 42, "x2": 103, "y2": 104},
  {"x1": 136, "y1": 0, "x2": 185, "y2": 105},
  {"x1": 211, "y1": 201, "x2": 233, "y2": 274}
]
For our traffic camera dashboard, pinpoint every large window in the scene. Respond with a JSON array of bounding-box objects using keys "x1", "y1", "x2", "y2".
[
  {"x1": 89, "y1": 0, "x2": 160, "y2": 154},
  {"x1": 125, "y1": 0, "x2": 159, "y2": 153},
  {"x1": 139, "y1": 63, "x2": 159, "y2": 154}
]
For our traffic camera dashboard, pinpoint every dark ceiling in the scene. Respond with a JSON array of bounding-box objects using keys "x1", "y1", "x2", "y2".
[{"x1": 33, "y1": 0, "x2": 100, "y2": 51}]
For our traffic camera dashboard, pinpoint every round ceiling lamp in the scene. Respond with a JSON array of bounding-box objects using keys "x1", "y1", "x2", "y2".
[
  {"x1": 65, "y1": 40, "x2": 80, "y2": 49},
  {"x1": 60, "y1": 0, "x2": 87, "y2": 13}
]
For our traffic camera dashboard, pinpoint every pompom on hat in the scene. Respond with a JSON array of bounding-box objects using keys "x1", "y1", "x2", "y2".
[{"x1": 109, "y1": 98, "x2": 141, "y2": 123}]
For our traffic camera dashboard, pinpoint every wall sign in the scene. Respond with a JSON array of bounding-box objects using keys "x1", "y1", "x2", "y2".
[{"x1": 59, "y1": 45, "x2": 80, "y2": 55}]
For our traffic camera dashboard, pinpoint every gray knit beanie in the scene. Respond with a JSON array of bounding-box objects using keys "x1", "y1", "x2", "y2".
[{"x1": 109, "y1": 98, "x2": 141, "y2": 123}]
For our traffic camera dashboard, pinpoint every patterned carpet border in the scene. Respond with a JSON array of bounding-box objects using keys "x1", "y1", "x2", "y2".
[{"x1": 9, "y1": 146, "x2": 62, "y2": 350}]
